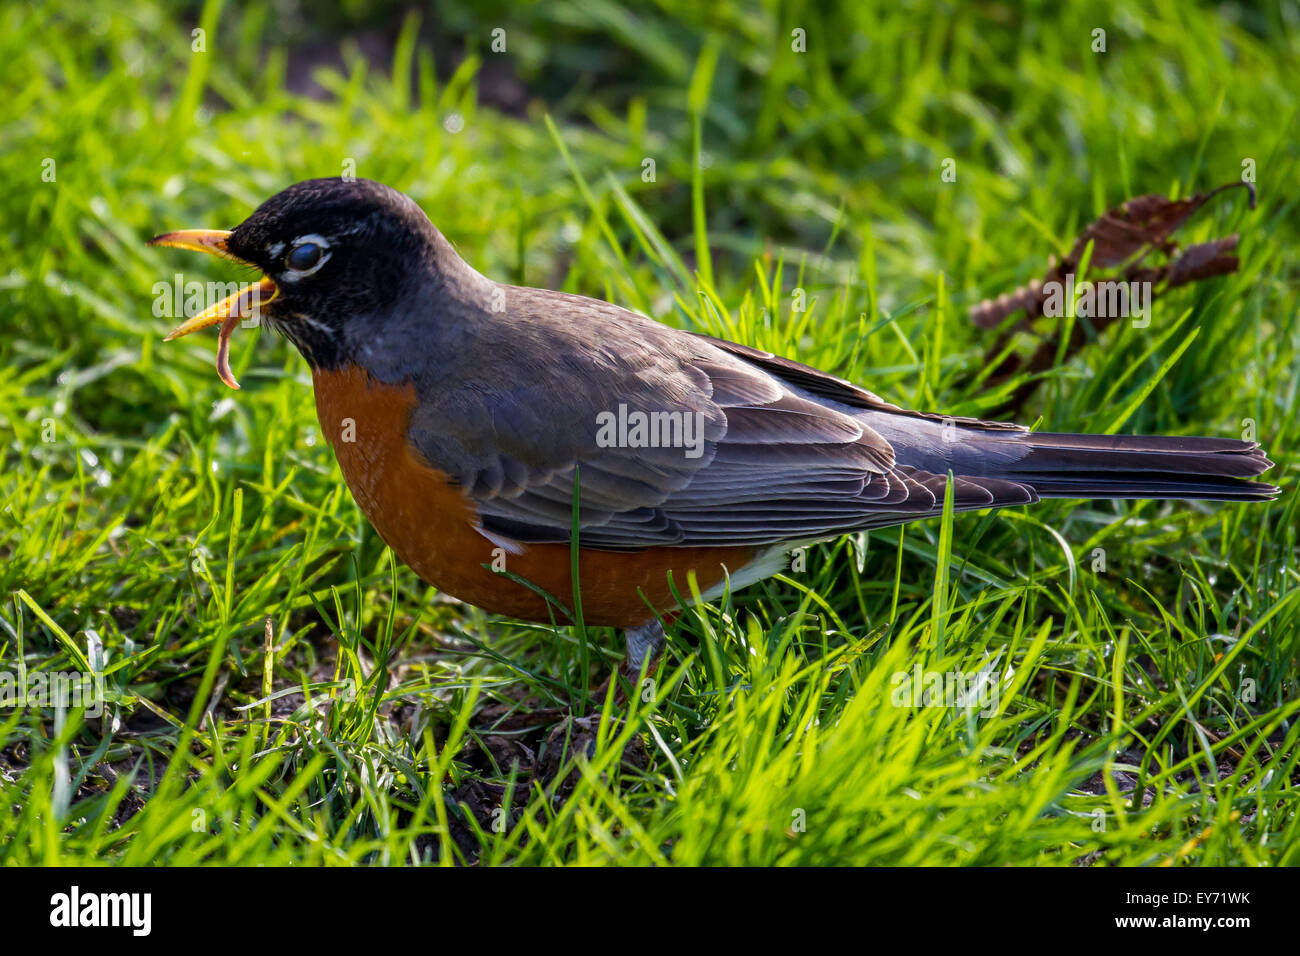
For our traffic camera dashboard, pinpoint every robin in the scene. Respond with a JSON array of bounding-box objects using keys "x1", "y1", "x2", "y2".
[{"x1": 151, "y1": 178, "x2": 1278, "y2": 672}]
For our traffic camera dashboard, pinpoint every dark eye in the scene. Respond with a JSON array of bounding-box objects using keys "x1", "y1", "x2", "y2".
[{"x1": 286, "y1": 241, "x2": 323, "y2": 271}]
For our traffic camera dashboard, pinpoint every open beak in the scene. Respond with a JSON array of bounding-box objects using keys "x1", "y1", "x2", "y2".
[
  {"x1": 149, "y1": 229, "x2": 279, "y2": 388},
  {"x1": 149, "y1": 230, "x2": 279, "y2": 340},
  {"x1": 149, "y1": 228, "x2": 242, "y2": 263}
]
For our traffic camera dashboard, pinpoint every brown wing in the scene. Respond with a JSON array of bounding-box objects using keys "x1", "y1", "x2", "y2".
[{"x1": 403, "y1": 290, "x2": 1036, "y2": 550}]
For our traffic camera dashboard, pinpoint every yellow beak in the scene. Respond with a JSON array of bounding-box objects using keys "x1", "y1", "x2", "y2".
[
  {"x1": 148, "y1": 228, "x2": 240, "y2": 262},
  {"x1": 148, "y1": 229, "x2": 279, "y2": 340}
]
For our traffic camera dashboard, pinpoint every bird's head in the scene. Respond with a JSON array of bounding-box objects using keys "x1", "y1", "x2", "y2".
[{"x1": 150, "y1": 178, "x2": 469, "y2": 383}]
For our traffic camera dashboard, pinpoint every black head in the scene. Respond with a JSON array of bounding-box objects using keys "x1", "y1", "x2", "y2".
[{"x1": 225, "y1": 178, "x2": 444, "y2": 367}]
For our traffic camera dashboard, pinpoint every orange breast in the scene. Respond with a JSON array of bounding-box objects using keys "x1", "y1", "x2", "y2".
[{"x1": 311, "y1": 364, "x2": 758, "y2": 628}]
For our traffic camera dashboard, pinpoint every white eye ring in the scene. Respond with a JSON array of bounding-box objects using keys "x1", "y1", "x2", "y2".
[{"x1": 282, "y1": 234, "x2": 332, "y2": 279}]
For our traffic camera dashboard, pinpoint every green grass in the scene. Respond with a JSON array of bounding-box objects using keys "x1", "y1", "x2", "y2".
[{"x1": 1, "y1": 0, "x2": 1297, "y2": 865}]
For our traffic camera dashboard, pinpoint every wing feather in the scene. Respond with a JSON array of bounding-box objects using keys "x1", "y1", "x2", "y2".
[{"x1": 403, "y1": 294, "x2": 1032, "y2": 549}]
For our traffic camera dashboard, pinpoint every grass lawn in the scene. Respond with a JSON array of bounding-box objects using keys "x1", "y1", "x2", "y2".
[{"x1": 1, "y1": 0, "x2": 1297, "y2": 865}]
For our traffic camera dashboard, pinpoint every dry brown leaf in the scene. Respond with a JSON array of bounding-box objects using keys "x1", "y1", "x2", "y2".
[{"x1": 968, "y1": 181, "x2": 1255, "y2": 414}]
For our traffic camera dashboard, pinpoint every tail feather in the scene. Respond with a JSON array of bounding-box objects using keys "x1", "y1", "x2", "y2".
[{"x1": 984, "y1": 432, "x2": 1278, "y2": 502}]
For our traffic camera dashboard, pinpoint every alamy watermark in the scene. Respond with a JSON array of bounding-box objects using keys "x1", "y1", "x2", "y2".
[
  {"x1": 890, "y1": 663, "x2": 1000, "y2": 717},
  {"x1": 0, "y1": 667, "x2": 105, "y2": 718},
  {"x1": 1041, "y1": 273, "x2": 1152, "y2": 327},
  {"x1": 152, "y1": 273, "x2": 268, "y2": 323},
  {"x1": 595, "y1": 403, "x2": 706, "y2": 459},
  {"x1": 50, "y1": 886, "x2": 151, "y2": 936}
]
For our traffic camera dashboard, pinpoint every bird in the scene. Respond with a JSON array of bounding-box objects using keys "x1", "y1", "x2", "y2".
[{"x1": 150, "y1": 178, "x2": 1279, "y2": 674}]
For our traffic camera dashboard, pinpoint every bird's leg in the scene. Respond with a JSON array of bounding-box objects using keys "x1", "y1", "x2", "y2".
[
  {"x1": 483, "y1": 619, "x2": 668, "y2": 731},
  {"x1": 585, "y1": 617, "x2": 666, "y2": 708},
  {"x1": 534, "y1": 621, "x2": 664, "y2": 791},
  {"x1": 624, "y1": 617, "x2": 667, "y2": 674}
]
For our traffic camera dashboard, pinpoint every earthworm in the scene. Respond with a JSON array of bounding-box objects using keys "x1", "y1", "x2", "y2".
[{"x1": 215, "y1": 311, "x2": 242, "y2": 389}]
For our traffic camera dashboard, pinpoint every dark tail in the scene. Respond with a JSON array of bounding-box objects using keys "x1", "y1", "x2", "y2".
[{"x1": 990, "y1": 433, "x2": 1278, "y2": 502}]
